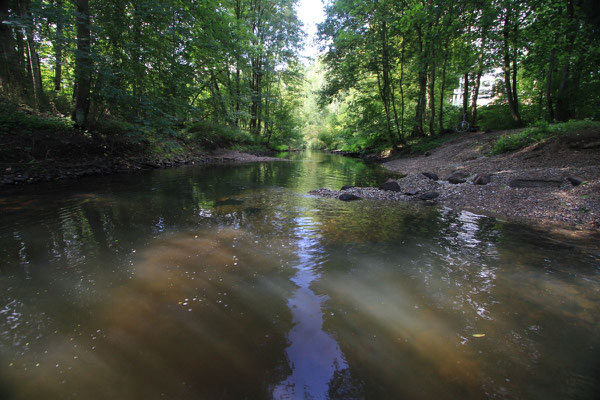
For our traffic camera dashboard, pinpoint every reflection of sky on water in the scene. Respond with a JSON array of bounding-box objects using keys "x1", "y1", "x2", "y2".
[
  {"x1": 273, "y1": 216, "x2": 348, "y2": 400},
  {"x1": 0, "y1": 152, "x2": 599, "y2": 399}
]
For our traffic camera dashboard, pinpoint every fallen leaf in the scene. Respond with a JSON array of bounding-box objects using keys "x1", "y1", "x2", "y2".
[{"x1": 472, "y1": 333, "x2": 486, "y2": 338}]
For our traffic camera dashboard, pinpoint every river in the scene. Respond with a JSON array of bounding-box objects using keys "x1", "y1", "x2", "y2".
[{"x1": 1, "y1": 151, "x2": 599, "y2": 399}]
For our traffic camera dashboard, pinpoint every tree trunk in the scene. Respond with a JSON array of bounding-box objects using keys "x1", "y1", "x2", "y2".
[
  {"x1": 235, "y1": 67, "x2": 240, "y2": 127},
  {"x1": 390, "y1": 77, "x2": 402, "y2": 144},
  {"x1": 412, "y1": 28, "x2": 426, "y2": 137},
  {"x1": 470, "y1": 69, "x2": 482, "y2": 126},
  {"x1": 426, "y1": 63, "x2": 436, "y2": 135},
  {"x1": 53, "y1": 0, "x2": 63, "y2": 91},
  {"x1": 555, "y1": 0, "x2": 575, "y2": 122},
  {"x1": 21, "y1": 0, "x2": 45, "y2": 109},
  {"x1": 73, "y1": 0, "x2": 91, "y2": 128},
  {"x1": 399, "y1": 43, "x2": 405, "y2": 139},
  {"x1": 0, "y1": 1, "x2": 25, "y2": 96},
  {"x1": 438, "y1": 41, "x2": 449, "y2": 133},
  {"x1": 380, "y1": 20, "x2": 396, "y2": 145},
  {"x1": 502, "y1": 13, "x2": 522, "y2": 125},
  {"x1": 462, "y1": 72, "x2": 469, "y2": 120},
  {"x1": 545, "y1": 47, "x2": 555, "y2": 122}
]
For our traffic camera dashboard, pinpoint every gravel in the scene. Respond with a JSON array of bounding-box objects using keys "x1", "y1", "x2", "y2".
[{"x1": 312, "y1": 130, "x2": 600, "y2": 230}]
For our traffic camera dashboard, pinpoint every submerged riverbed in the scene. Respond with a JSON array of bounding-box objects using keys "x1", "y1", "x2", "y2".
[{"x1": 1, "y1": 151, "x2": 599, "y2": 399}]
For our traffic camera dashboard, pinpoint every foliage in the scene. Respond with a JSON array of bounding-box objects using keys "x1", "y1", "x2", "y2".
[
  {"x1": 315, "y1": 0, "x2": 600, "y2": 151},
  {"x1": 0, "y1": 101, "x2": 73, "y2": 135},
  {"x1": 186, "y1": 121, "x2": 257, "y2": 150},
  {"x1": 491, "y1": 120, "x2": 600, "y2": 154},
  {"x1": 0, "y1": 0, "x2": 305, "y2": 150}
]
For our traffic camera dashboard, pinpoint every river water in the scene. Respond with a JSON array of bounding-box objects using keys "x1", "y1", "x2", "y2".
[{"x1": 0, "y1": 151, "x2": 599, "y2": 399}]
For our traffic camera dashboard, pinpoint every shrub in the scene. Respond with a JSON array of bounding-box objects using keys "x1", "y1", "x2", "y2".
[
  {"x1": 186, "y1": 120, "x2": 257, "y2": 149},
  {"x1": 0, "y1": 100, "x2": 73, "y2": 135},
  {"x1": 491, "y1": 120, "x2": 600, "y2": 154}
]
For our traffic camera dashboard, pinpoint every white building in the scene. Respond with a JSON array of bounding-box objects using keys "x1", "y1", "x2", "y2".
[{"x1": 451, "y1": 67, "x2": 503, "y2": 107}]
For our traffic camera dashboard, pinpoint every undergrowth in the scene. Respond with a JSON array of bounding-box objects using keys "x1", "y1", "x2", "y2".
[
  {"x1": 491, "y1": 120, "x2": 600, "y2": 154},
  {"x1": 405, "y1": 132, "x2": 460, "y2": 154}
]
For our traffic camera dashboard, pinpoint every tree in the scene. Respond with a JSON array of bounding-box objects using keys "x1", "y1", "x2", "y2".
[{"x1": 72, "y1": 0, "x2": 91, "y2": 127}]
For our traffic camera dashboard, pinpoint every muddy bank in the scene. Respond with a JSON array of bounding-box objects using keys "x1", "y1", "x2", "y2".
[
  {"x1": 312, "y1": 129, "x2": 600, "y2": 230},
  {"x1": 0, "y1": 149, "x2": 285, "y2": 188}
]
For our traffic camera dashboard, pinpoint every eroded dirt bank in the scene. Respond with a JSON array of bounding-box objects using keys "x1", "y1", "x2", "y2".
[{"x1": 0, "y1": 149, "x2": 285, "y2": 188}]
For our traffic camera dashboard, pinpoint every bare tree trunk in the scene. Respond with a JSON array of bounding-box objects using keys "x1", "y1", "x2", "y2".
[
  {"x1": 470, "y1": 69, "x2": 482, "y2": 126},
  {"x1": 0, "y1": 0, "x2": 25, "y2": 96},
  {"x1": 399, "y1": 43, "x2": 405, "y2": 138},
  {"x1": 426, "y1": 63, "x2": 436, "y2": 135},
  {"x1": 390, "y1": 77, "x2": 402, "y2": 144},
  {"x1": 462, "y1": 72, "x2": 469, "y2": 120},
  {"x1": 73, "y1": 0, "x2": 91, "y2": 127},
  {"x1": 555, "y1": 0, "x2": 575, "y2": 122},
  {"x1": 438, "y1": 41, "x2": 448, "y2": 133},
  {"x1": 20, "y1": 0, "x2": 45, "y2": 109},
  {"x1": 412, "y1": 28, "x2": 426, "y2": 137},
  {"x1": 502, "y1": 13, "x2": 522, "y2": 125},
  {"x1": 545, "y1": 47, "x2": 555, "y2": 122},
  {"x1": 53, "y1": 0, "x2": 63, "y2": 91}
]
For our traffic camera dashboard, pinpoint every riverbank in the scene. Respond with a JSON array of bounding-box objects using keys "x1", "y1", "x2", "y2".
[
  {"x1": 0, "y1": 148, "x2": 285, "y2": 188},
  {"x1": 311, "y1": 127, "x2": 600, "y2": 230}
]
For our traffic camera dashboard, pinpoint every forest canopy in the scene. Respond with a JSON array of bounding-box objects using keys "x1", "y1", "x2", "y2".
[
  {"x1": 1, "y1": 0, "x2": 599, "y2": 153},
  {"x1": 310, "y1": 0, "x2": 600, "y2": 150},
  {"x1": 0, "y1": 0, "x2": 305, "y2": 150}
]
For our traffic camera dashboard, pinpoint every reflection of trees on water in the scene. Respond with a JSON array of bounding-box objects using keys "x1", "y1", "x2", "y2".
[{"x1": 1, "y1": 154, "x2": 598, "y2": 399}]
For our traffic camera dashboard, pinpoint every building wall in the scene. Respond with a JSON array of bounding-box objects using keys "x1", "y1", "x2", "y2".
[{"x1": 451, "y1": 68, "x2": 503, "y2": 107}]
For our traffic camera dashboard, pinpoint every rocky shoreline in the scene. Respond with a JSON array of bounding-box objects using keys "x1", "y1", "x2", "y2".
[
  {"x1": 0, "y1": 149, "x2": 285, "y2": 188},
  {"x1": 311, "y1": 129, "x2": 600, "y2": 230}
]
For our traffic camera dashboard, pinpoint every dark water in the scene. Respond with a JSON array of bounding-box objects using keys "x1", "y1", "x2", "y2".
[{"x1": 1, "y1": 151, "x2": 599, "y2": 399}]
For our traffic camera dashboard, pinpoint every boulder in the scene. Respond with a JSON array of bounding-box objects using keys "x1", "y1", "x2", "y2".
[
  {"x1": 419, "y1": 191, "x2": 439, "y2": 200},
  {"x1": 567, "y1": 176, "x2": 584, "y2": 186},
  {"x1": 339, "y1": 193, "x2": 361, "y2": 201},
  {"x1": 422, "y1": 172, "x2": 439, "y2": 181},
  {"x1": 340, "y1": 185, "x2": 353, "y2": 190},
  {"x1": 447, "y1": 171, "x2": 468, "y2": 184},
  {"x1": 509, "y1": 179, "x2": 562, "y2": 188},
  {"x1": 379, "y1": 179, "x2": 401, "y2": 192},
  {"x1": 472, "y1": 174, "x2": 491, "y2": 185}
]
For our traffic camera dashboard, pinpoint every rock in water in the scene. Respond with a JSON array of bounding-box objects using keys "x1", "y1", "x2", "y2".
[
  {"x1": 419, "y1": 191, "x2": 439, "y2": 200},
  {"x1": 339, "y1": 193, "x2": 361, "y2": 201},
  {"x1": 447, "y1": 171, "x2": 468, "y2": 184},
  {"x1": 473, "y1": 174, "x2": 491, "y2": 185},
  {"x1": 422, "y1": 172, "x2": 439, "y2": 181},
  {"x1": 567, "y1": 176, "x2": 584, "y2": 186},
  {"x1": 379, "y1": 179, "x2": 401, "y2": 192}
]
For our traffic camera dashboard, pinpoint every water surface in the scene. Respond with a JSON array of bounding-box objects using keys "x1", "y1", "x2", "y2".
[{"x1": 1, "y1": 151, "x2": 599, "y2": 399}]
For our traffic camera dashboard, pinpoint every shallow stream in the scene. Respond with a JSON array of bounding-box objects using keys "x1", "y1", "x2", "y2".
[{"x1": 1, "y1": 151, "x2": 599, "y2": 399}]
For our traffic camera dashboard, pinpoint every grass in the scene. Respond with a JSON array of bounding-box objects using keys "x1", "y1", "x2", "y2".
[
  {"x1": 404, "y1": 132, "x2": 461, "y2": 154},
  {"x1": 491, "y1": 120, "x2": 600, "y2": 154}
]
